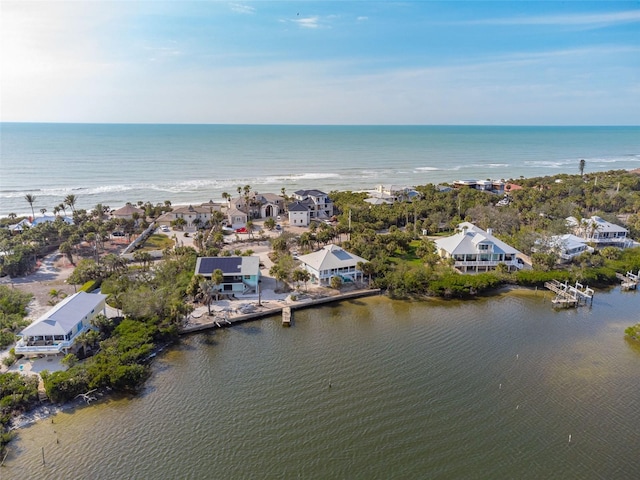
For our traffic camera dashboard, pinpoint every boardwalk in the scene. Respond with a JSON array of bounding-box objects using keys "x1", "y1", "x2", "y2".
[{"x1": 180, "y1": 288, "x2": 382, "y2": 334}]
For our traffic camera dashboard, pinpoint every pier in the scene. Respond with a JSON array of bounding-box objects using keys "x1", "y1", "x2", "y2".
[
  {"x1": 180, "y1": 288, "x2": 381, "y2": 334},
  {"x1": 616, "y1": 270, "x2": 639, "y2": 290},
  {"x1": 544, "y1": 280, "x2": 594, "y2": 308}
]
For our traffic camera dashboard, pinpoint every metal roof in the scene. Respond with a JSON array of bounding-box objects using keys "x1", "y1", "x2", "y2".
[{"x1": 20, "y1": 292, "x2": 107, "y2": 337}]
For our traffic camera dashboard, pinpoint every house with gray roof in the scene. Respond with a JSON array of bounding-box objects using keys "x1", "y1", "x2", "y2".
[
  {"x1": 15, "y1": 292, "x2": 108, "y2": 357},
  {"x1": 533, "y1": 234, "x2": 594, "y2": 262},
  {"x1": 434, "y1": 222, "x2": 524, "y2": 272},
  {"x1": 296, "y1": 244, "x2": 367, "y2": 285},
  {"x1": 566, "y1": 216, "x2": 633, "y2": 248},
  {"x1": 287, "y1": 201, "x2": 312, "y2": 227},
  {"x1": 228, "y1": 192, "x2": 284, "y2": 220},
  {"x1": 195, "y1": 256, "x2": 260, "y2": 296},
  {"x1": 291, "y1": 190, "x2": 334, "y2": 220}
]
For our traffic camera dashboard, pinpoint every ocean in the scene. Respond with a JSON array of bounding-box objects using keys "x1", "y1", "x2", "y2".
[{"x1": 1, "y1": 123, "x2": 639, "y2": 217}]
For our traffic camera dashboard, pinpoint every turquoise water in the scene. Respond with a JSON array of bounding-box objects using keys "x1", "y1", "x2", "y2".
[
  {"x1": 1, "y1": 124, "x2": 639, "y2": 216},
  {"x1": 5, "y1": 289, "x2": 640, "y2": 479}
]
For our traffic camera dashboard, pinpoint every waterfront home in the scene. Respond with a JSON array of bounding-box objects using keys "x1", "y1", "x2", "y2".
[
  {"x1": 297, "y1": 244, "x2": 368, "y2": 285},
  {"x1": 7, "y1": 215, "x2": 73, "y2": 233},
  {"x1": 533, "y1": 234, "x2": 594, "y2": 262},
  {"x1": 365, "y1": 185, "x2": 421, "y2": 205},
  {"x1": 287, "y1": 201, "x2": 312, "y2": 227},
  {"x1": 15, "y1": 292, "x2": 108, "y2": 357},
  {"x1": 158, "y1": 203, "x2": 222, "y2": 229},
  {"x1": 453, "y1": 179, "x2": 506, "y2": 193},
  {"x1": 291, "y1": 190, "x2": 334, "y2": 221},
  {"x1": 227, "y1": 192, "x2": 285, "y2": 220},
  {"x1": 194, "y1": 256, "x2": 260, "y2": 296},
  {"x1": 434, "y1": 222, "x2": 524, "y2": 272},
  {"x1": 112, "y1": 203, "x2": 145, "y2": 220},
  {"x1": 566, "y1": 216, "x2": 633, "y2": 249}
]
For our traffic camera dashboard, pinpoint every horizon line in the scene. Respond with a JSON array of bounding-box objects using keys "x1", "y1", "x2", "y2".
[{"x1": 2, "y1": 122, "x2": 639, "y2": 128}]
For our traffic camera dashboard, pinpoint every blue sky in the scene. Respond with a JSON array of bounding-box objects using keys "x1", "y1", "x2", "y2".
[{"x1": 2, "y1": 1, "x2": 639, "y2": 125}]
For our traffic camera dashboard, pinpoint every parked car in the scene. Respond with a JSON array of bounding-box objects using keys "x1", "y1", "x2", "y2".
[
  {"x1": 275, "y1": 224, "x2": 282, "y2": 231},
  {"x1": 160, "y1": 225, "x2": 170, "y2": 232}
]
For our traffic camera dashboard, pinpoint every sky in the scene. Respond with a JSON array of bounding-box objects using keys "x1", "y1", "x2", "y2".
[{"x1": 1, "y1": 1, "x2": 639, "y2": 125}]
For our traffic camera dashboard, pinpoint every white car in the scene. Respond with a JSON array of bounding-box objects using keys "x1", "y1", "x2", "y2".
[{"x1": 160, "y1": 225, "x2": 170, "y2": 232}]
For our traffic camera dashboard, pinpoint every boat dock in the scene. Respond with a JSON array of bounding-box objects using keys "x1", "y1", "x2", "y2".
[
  {"x1": 180, "y1": 288, "x2": 381, "y2": 334},
  {"x1": 544, "y1": 280, "x2": 594, "y2": 308},
  {"x1": 282, "y1": 307, "x2": 292, "y2": 326},
  {"x1": 616, "y1": 270, "x2": 639, "y2": 291}
]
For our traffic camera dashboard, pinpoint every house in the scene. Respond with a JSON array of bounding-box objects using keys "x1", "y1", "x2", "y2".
[
  {"x1": 296, "y1": 244, "x2": 368, "y2": 285},
  {"x1": 194, "y1": 256, "x2": 260, "y2": 296},
  {"x1": 366, "y1": 185, "x2": 421, "y2": 204},
  {"x1": 156, "y1": 202, "x2": 223, "y2": 228},
  {"x1": 15, "y1": 292, "x2": 108, "y2": 357},
  {"x1": 566, "y1": 216, "x2": 633, "y2": 248},
  {"x1": 226, "y1": 208, "x2": 249, "y2": 230},
  {"x1": 228, "y1": 192, "x2": 285, "y2": 220},
  {"x1": 434, "y1": 222, "x2": 524, "y2": 272},
  {"x1": 8, "y1": 215, "x2": 72, "y2": 233},
  {"x1": 452, "y1": 179, "x2": 507, "y2": 193},
  {"x1": 533, "y1": 234, "x2": 594, "y2": 262},
  {"x1": 287, "y1": 201, "x2": 312, "y2": 227},
  {"x1": 112, "y1": 203, "x2": 145, "y2": 220},
  {"x1": 291, "y1": 190, "x2": 334, "y2": 220}
]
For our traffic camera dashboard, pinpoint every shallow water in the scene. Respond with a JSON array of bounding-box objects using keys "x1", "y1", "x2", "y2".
[{"x1": 5, "y1": 288, "x2": 640, "y2": 479}]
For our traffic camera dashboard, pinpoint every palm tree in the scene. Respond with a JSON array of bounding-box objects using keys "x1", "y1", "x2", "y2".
[
  {"x1": 58, "y1": 203, "x2": 67, "y2": 216},
  {"x1": 25, "y1": 193, "x2": 36, "y2": 219},
  {"x1": 64, "y1": 194, "x2": 78, "y2": 213},
  {"x1": 40, "y1": 208, "x2": 47, "y2": 216},
  {"x1": 579, "y1": 159, "x2": 586, "y2": 176},
  {"x1": 211, "y1": 269, "x2": 224, "y2": 301}
]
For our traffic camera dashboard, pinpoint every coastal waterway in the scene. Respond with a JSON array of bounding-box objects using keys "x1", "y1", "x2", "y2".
[{"x1": 4, "y1": 288, "x2": 640, "y2": 479}]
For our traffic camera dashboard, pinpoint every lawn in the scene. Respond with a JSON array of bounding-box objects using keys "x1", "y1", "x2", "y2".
[{"x1": 138, "y1": 234, "x2": 175, "y2": 251}]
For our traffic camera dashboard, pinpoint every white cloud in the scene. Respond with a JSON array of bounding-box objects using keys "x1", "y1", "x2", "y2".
[
  {"x1": 229, "y1": 3, "x2": 256, "y2": 15},
  {"x1": 462, "y1": 10, "x2": 640, "y2": 27},
  {"x1": 294, "y1": 16, "x2": 320, "y2": 29}
]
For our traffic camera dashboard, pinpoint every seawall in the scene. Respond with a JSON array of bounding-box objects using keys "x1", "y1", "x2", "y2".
[{"x1": 179, "y1": 288, "x2": 382, "y2": 334}]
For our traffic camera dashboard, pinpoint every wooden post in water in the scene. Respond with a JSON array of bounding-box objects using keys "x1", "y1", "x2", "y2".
[{"x1": 41, "y1": 446, "x2": 45, "y2": 465}]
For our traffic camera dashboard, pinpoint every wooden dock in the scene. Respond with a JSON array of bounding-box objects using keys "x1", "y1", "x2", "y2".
[
  {"x1": 544, "y1": 280, "x2": 594, "y2": 308},
  {"x1": 616, "y1": 271, "x2": 639, "y2": 291}
]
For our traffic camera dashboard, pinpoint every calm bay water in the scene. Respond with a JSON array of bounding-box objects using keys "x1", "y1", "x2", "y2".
[
  {"x1": 1, "y1": 123, "x2": 639, "y2": 217},
  {"x1": 5, "y1": 289, "x2": 640, "y2": 479}
]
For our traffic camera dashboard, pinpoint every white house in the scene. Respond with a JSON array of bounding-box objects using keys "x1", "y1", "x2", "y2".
[
  {"x1": 366, "y1": 185, "x2": 421, "y2": 204},
  {"x1": 291, "y1": 190, "x2": 334, "y2": 220},
  {"x1": 534, "y1": 234, "x2": 594, "y2": 262},
  {"x1": 287, "y1": 201, "x2": 312, "y2": 227},
  {"x1": 15, "y1": 292, "x2": 108, "y2": 357},
  {"x1": 434, "y1": 222, "x2": 524, "y2": 272},
  {"x1": 297, "y1": 244, "x2": 368, "y2": 285},
  {"x1": 566, "y1": 216, "x2": 633, "y2": 248},
  {"x1": 226, "y1": 208, "x2": 249, "y2": 230},
  {"x1": 195, "y1": 256, "x2": 260, "y2": 296}
]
